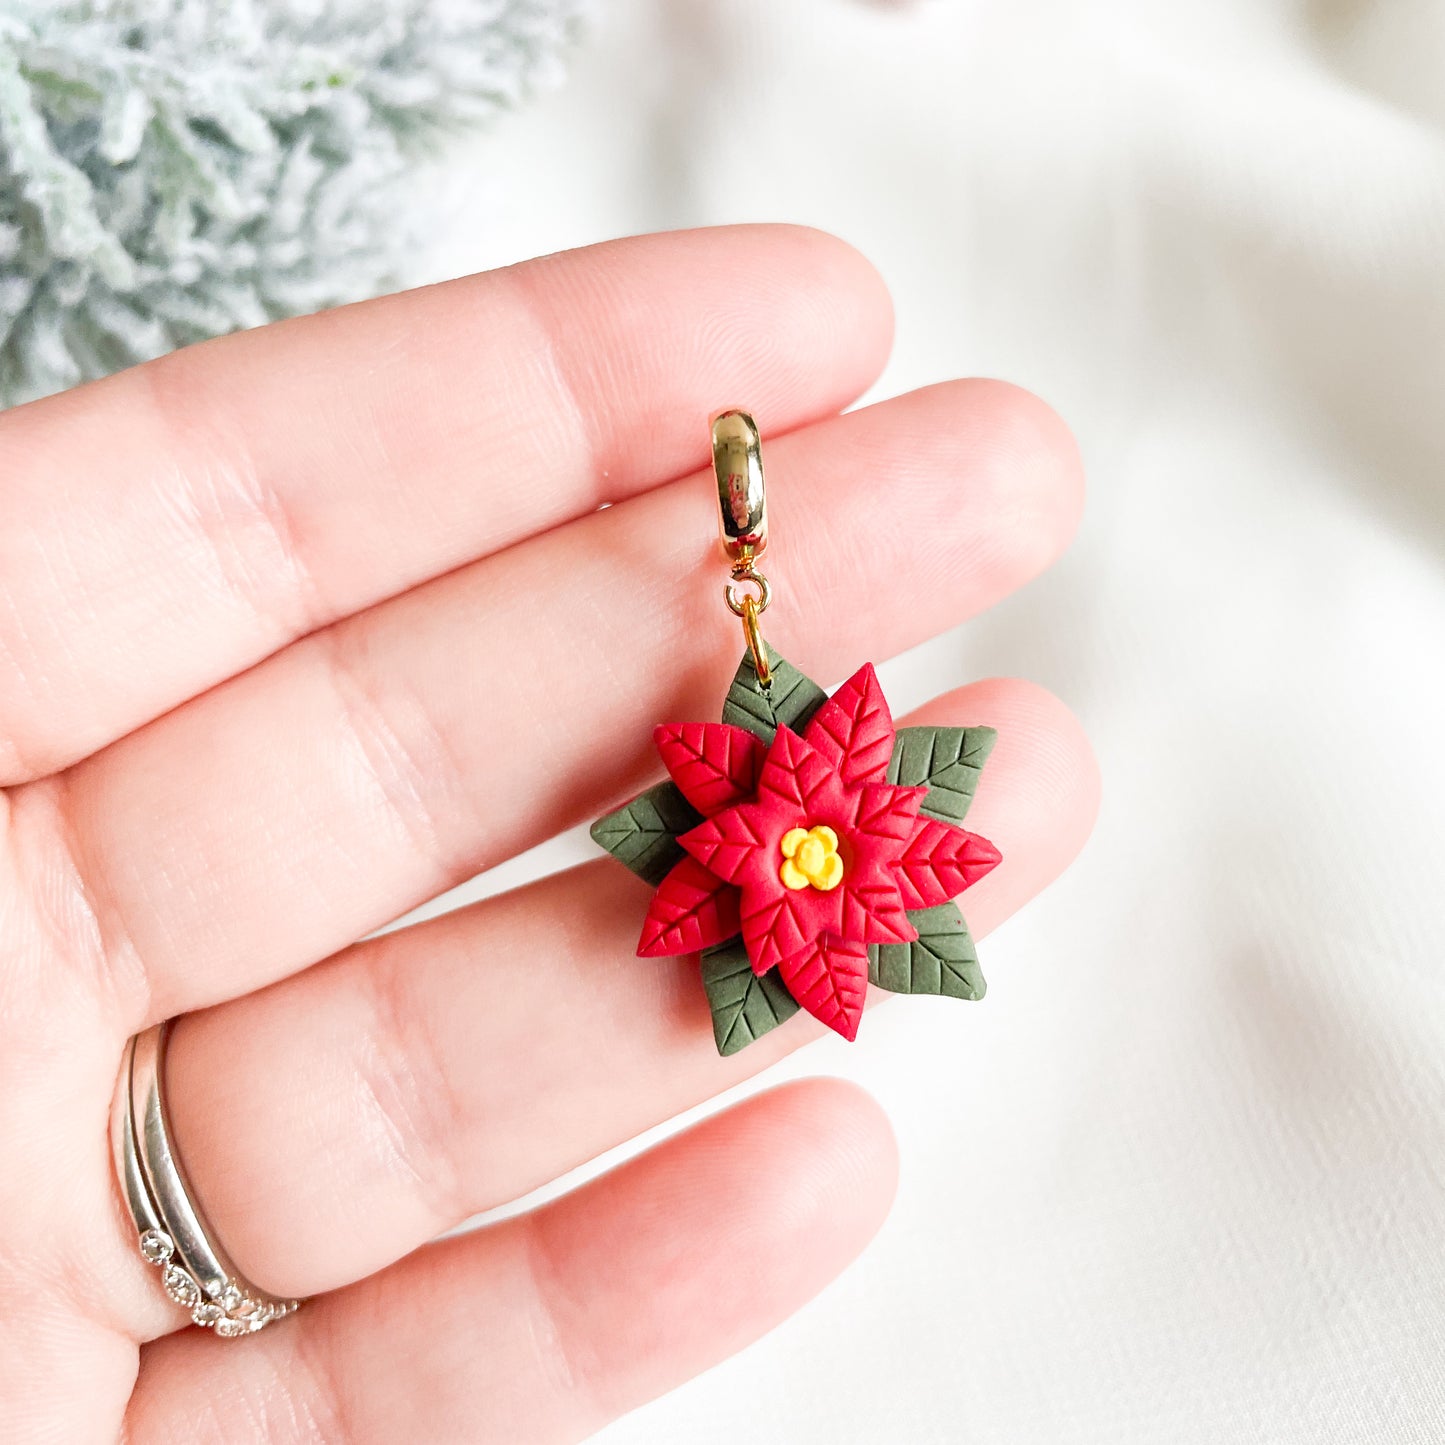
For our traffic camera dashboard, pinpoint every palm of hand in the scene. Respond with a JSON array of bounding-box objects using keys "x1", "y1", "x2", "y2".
[{"x1": 0, "y1": 226, "x2": 1095, "y2": 1443}]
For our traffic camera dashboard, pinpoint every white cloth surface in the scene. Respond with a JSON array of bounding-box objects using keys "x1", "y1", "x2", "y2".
[{"x1": 416, "y1": 2, "x2": 1445, "y2": 1440}]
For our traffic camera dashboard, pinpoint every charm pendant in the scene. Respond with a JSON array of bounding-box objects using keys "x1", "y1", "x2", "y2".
[{"x1": 591, "y1": 411, "x2": 1001, "y2": 1054}]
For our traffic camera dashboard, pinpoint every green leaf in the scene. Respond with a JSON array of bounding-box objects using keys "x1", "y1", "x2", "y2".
[
  {"x1": 869, "y1": 902, "x2": 986, "y2": 999},
  {"x1": 888, "y1": 725, "x2": 998, "y2": 825},
  {"x1": 589, "y1": 780, "x2": 702, "y2": 887},
  {"x1": 701, "y1": 936, "x2": 801, "y2": 1056},
  {"x1": 720, "y1": 645, "x2": 828, "y2": 743}
]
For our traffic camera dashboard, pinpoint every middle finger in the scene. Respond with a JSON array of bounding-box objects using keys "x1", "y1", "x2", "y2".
[{"x1": 57, "y1": 380, "x2": 1081, "y2": 1025}]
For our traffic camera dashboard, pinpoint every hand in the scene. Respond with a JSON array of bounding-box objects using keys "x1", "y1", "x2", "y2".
[{"x1": 0, "y1": 225, "x2": 1096, "y2": 1442}]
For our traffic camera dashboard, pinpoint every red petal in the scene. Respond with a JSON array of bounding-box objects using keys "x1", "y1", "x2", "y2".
[
  {"x1": 851, "y1": 782, "x2": 927, "y2": 845},
  {"x1": 894, "y1": 818, "x2": 1003, "y2": 910},
  {"x1": 679, "y1": 803, "x2": 772, "y2": 886},
  {"x1": 838, "y1": 877, "x2": 916, "y2": 946},
  {"x1": 654, "y1": 722, "x2": 766, "y2": 817},
  {"x1": 754, "y1": 725, "x2": 835, "y2": 813},
  {"x1": 740, "y1": 886, "x2": 820, "y2": 975},
  {"x1": 803, "y1": 663, "x2": 896, "y2": 788},
  {"x1": 776, "y1": 936, "x2": 870, "y2": 1041},
  {"x1": 636, "y1": 856, "x2": 742, "y2": 958}
]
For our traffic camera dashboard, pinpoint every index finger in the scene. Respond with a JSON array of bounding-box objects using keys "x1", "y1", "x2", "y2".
[{"x1": 0, "y1": 225, "x2": 891, "y2": 784}]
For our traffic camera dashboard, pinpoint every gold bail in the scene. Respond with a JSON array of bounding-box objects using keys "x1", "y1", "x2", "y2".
[
  {"x1": 712, "y1": 409, "x2": 768, "y2": 562},
  {"x1": 712, "y1": 409, "x2": 772, "y2": 689}
]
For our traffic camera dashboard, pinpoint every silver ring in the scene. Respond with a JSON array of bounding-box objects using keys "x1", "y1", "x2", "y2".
[{"x1": 112, "y1": 1021, "x2": 302, "y2": 1337}]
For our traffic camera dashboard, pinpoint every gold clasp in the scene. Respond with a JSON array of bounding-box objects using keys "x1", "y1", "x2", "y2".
[
  {"x1": 712, "y1": 410, "x2": 772, "y2": 688},
  {"x1": 712, "y1": 409, "x2": 767, "y2": 561}
]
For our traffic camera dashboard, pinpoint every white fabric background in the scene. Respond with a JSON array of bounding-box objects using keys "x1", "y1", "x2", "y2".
[{"x1": 415, "y1": 2, "x2": 1445, "y2": 1440}]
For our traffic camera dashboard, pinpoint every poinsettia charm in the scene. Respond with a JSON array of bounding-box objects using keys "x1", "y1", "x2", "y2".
[
  {"x1": 593, "y1": 646, "x2": 1001, "y2": 1051},
  {"x1": 591, "y1": 411, "x2": 1002, "y2": 1054}
]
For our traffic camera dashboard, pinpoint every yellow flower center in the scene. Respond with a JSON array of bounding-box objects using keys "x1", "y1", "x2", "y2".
[{"x1": 779, "y1": 824, "x2": 844, "y2": 892}]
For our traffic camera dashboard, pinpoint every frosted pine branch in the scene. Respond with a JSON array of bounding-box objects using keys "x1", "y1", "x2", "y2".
[{"x1": 0, "y1": 1, "x2": 584, "y2": 404}]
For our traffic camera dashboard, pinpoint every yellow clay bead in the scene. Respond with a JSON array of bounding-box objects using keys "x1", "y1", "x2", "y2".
[{"x1": 777, "y1": 823, "x2": 844, "y2": 892}]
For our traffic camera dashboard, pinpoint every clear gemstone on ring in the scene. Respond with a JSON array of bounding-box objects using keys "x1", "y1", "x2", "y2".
[
  {"x1": 138, "y1": 1229, "x2": 173, "y2": 1264},
  {"x1": 162, "y1": 1265, "x2": 201, "y2": 1308},
  {"x1": 191, "y1": 1301, "x2": 225, "y2": 1327},
  {"x1": 213, "y1": 1315, "x2": 254, "y2": 1338},
  {"x1": 217, "y1": 1283, "x2": 243, "y2": 1313}
]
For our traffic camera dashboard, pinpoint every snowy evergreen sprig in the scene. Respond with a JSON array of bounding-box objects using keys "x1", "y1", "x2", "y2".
[{"x1": 0, "y1": 1, "x2": 584, "y2": 404}]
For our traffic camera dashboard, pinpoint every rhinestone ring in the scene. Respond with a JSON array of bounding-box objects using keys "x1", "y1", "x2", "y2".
[{"x1": 112, "y1": 1022, "x2": 301, "y2": 1337}]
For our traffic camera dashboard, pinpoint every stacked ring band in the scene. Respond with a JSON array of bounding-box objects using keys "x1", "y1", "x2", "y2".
[{"x1": 113, "y1": 1022, "x2": 301, "y2": 1337}]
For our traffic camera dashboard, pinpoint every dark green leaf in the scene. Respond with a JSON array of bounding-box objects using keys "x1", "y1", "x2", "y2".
[
  {"x1": 701, "y1": 935, "x2": 800, "y2": 1055},
  {"x1": 720, "y1": 645, "x2": 828, "y2": 743},
  {"x1": 589, "y1": 780, "x2": 702, "y2": 887},
  {"x1": 888, "y1": 725, "x2": 998, "y2": 825},
  {"x1": 869, "y1": 902, "x2": 986, "y2": 999}
]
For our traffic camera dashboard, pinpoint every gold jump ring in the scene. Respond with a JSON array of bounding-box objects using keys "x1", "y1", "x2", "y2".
[
  {"x1": 724, "y1": 564, "x2": 771, "y2": 618},
  {"x1": 740, "y1": 594, "x2": 771, "y2": 687}
]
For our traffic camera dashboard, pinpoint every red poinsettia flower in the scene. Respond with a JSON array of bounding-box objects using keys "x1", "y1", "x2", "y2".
[{"x1": 635, "y1": 664, "x2": 1001, "y2": 1041}]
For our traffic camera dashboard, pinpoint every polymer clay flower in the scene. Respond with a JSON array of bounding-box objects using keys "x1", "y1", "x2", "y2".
[{"x1": 595, "y1": 656, "x2": 1001, "y2": 1048}]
